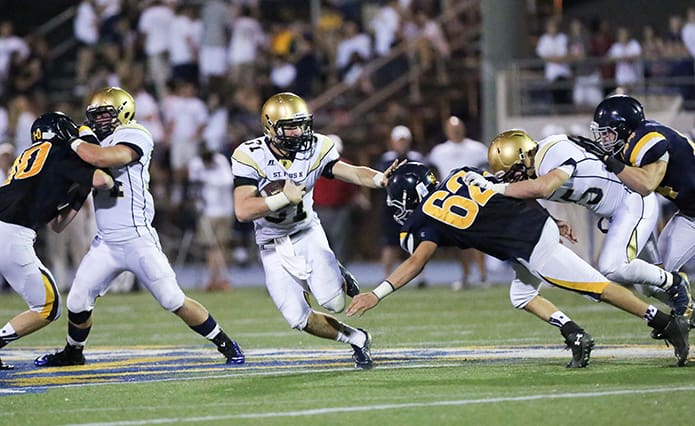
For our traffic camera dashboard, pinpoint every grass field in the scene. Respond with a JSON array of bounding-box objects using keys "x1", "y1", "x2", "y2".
[{"x1": 0, "y1": 284, "x2": 693, "y2": 426}]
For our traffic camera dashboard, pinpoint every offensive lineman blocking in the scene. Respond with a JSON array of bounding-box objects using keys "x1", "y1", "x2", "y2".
[
  {"x1": 463, "y1": 129, "x2": 691, "y2": 316},
  {"x1": 35, "y1": 87, "x2": 244, "y2": 367}
]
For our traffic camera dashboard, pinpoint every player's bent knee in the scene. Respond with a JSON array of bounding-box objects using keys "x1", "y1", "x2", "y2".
[
  {"x1": 320, "y1": 294, "x2": 345, "y2": 313},
  {"x1": 68, "y1": 309, "x2": 92, "y2": 325},
  {"x1": 510, "y1": 281, "x2": 539, "y2": 309},
  {"x1": 160, "y1": 292, "x2": 186, "y2": 312},
  {"x1": 288, "y1": 310, "x2": 310, "y2": 331}
]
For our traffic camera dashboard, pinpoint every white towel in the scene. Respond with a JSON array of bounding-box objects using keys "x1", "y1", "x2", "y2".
[{"x1": 274, "y1": 235, "x2": 312, "y2": 280}]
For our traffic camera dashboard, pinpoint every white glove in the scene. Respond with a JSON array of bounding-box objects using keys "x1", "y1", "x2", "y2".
[
  {"x1": 463, "y1": 172, "x2": 492, "y2": 189},
  {"x1": 463, "y1": 171, "x2": 508, "y2": 194}
]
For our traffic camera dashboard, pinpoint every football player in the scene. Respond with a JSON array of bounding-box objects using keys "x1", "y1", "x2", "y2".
[
  {"x1": 347, "y1": 163, "x2": 690, "y2": 367},
  {"x1": 573, "y1": 95, "x2": 695, "y2": 286},
  {"x1": 231, "y1": 92, "x2": 400, "y2": 369},
  {"x1": 35, "y1": 87, "x2": 245, "y2": 367},
  {"x1": 462, "y1": 129, "x2": 691, "y2": 318},
  {"x1": 0, "y1": 112, "x2": 114, "y2": 369}
]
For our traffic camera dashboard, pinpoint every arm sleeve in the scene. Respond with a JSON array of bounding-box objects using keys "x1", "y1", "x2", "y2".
[
  {"x1": 234, "y1": 176, "x2": 258, "y2": 188},
  {"x1": 321, "y1": 159, "x2": 340, "y2": 179}
]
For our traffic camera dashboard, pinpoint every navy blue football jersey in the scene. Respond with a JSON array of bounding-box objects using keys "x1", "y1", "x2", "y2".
[
  {"x1": 399, "y1": 167, "x2": 549, "y2": 261},
  {"x1": 0, "y1": 141, "x2": 96, "y2": 230},
  {"x1": 619, "y1": 120, "x2": 695, "y2": 216}
]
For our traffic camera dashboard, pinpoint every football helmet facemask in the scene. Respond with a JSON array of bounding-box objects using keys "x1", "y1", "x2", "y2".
[
  {"x1": 86, "y1": 87, "x2": 136, "y2": 139},
  {"x1": 261, "y1": 92, "x2": 314, "y2": 153},
  {"x1": 590, "y1": 95, "x2": 644, "y2": 154},
  {"x1": 386, "y1": 162, "x2": 438, "y2": 225},
  {"x1": 488, "y1": 129, "x2": 538, "y2": 182},
  {"x1": 31, "y1": 112, "x2": 78, "y2": 144}
]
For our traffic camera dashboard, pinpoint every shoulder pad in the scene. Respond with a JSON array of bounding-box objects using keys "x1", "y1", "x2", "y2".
[{"x1": 116, "y1": 121, "x2": 152, "y2": 138}]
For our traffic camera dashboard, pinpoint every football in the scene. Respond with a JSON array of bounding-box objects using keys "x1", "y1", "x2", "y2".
[{"x1": 260, "y1": 180, "x2": 286, "y2": 197}]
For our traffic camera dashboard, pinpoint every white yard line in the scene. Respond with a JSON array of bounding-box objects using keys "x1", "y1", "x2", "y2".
[{"x1": 68, "y1": 385, "x2": 695, "y2": 426}]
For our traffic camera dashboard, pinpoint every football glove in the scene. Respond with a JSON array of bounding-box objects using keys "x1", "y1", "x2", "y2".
[
  {"x1": 568, "y1": 135, "x2": 626, "y2": 174},
  {"x1": 463, "y1": 171, "x2": 491, "y2": 189},
  {"x1": 463, "y1": 171, "x2": 508, "y2": 194}
]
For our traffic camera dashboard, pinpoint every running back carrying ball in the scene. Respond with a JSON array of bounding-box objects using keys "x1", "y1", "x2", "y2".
[{"x1": 260, "y1": 180, "x2": 287, "y2": 197}]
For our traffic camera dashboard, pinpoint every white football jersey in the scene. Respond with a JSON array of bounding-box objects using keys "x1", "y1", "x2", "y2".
[
  {"x1": 534, "y1": 134, "x2": 632, "y2": 217},
  {"x1": 232, "y1": 133, "x2": 339, "y2": 244},
  {"x1": 93, "y1": 122, "x2": 157, "y2": 242}
]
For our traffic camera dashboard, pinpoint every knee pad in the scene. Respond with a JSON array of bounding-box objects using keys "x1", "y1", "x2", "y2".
[
  {"x1": 159, "y1": 290, "x2": 185, "y2": 312},
  {"x1": 288, "y1": 309, "x2": 311, "y2": 331},
  {"x1": 510, "y1": 279, "x2": 539, "y2": 309},
  {"x1": 320, "y1": 294, "x2": 345, "y2": 314},
  {"x1": 68, "y1": 309, "x2": 92, "y2": 325}
]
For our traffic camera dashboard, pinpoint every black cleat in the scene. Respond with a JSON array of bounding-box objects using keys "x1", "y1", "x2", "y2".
[
  {"x1": 214, "y1": 333, "x2": 245, "y2": 364},
  {"x1": 666, "y1": 272, "x2": 692, "y2": 317},
  {"x1": 351, "y1": 328, "x2": 373, "y2": 370},
  {"x1": 34, "y1": 344, "x2": 85, "y2": 367},
  {"x1": 659, "y1": 315, "x2": 690, "y2": 367},
  {"x1": 0, "y1": 357, "x2": 14, "y2": 370},
  {"x1": 565, "y1": 331, "x2": 594, "y2": 368},
  {"x1": 339, "y1": 262, "x2": 360, "y2": 297}
]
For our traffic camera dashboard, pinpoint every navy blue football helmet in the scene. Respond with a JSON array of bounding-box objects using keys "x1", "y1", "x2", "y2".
[
  {"x1": 590, "y1": 95, "x2": 645, "y2": 154},
  {"x1": 31, "y1": 112, "x2": 78, "y2": 144},
  {"x1": 386, "y1": 162, "x2": 438, "y2": 225}
]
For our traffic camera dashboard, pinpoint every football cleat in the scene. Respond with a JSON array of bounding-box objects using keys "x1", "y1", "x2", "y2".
[
  {"x1": 0, "y1": 357, "x2": 14, "y2": 370},
  {"x1": 666, "y1": 272, "x2": 692, "y2": 317},
  {"x1": 351, "y1": 328, "x2": 373, "y2": 370},
  {"x1": 34, "y1": 344, "x2": 85, "y2": 367},
  {"x1": 565, "y1": 331, "x2": 594, "y2": 368},
  {"x1": 339, "y1": 262, "x2": 360, "y2": 298},
  {"x1": 659, "y1": 315, "x2": 690, "y2": 367},
  {"x1": 215, "y1": 335, "x2": 245, "y2": 365}
]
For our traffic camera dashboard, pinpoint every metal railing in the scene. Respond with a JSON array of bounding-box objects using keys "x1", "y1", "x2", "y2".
[
  {"x1": 506, "y1": 55, "x2": 695, "y2": 116},
  {"x1": 310, "y1": 0, "x2": 481, "y2": 134}
]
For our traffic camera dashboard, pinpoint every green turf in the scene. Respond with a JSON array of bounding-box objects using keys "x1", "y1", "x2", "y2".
[{"x1": 1, "y1": 284, "x2": 692, "y2": 426}]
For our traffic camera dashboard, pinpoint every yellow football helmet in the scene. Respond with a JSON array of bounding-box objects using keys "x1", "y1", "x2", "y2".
[
  {"x1": 86, "y1": 87, "x2": 136, "y2": 139},
  {"x1": 261, "y1": 92, "x2": 314, "y2": 153},
  {"x1": 488, "y1": 129, "x2": 538, "y2": 182}
]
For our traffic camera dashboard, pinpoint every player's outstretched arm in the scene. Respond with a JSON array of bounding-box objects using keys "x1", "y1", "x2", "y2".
[
  {"x1": 71, "y1": 140, "x2": 139, "y2": 169},
  {"x1": 347, "y1": 241, "x2": 438, "y2": 317},
  {"x1": 504, "y1": 168, "x2": 570, "y2": 199},
  {"x1": 332, "y1": 159, "x2": 406, "y2": 188}
]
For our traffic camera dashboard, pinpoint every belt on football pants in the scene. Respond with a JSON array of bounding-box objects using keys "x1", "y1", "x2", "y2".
[{"x1": 259, "y1": 227, "x2": 310, "y2": 250}]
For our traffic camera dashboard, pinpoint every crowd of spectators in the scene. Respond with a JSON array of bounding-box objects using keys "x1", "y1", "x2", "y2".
[{"x1": 535, "y1": 7, "x2": 695, "y2": 111}]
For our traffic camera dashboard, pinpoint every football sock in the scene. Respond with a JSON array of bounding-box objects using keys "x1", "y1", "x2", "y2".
[
  {"x1": 211, "y1": 330, "x2": 232, "y2": 348},
  {"x1": 0, "y1": 323, "x2": 18, "y2": 348},
  {"x1": 67, "y1": 322, "x2": 91, "y2": 346},
  {"x1": 335, "y1": 324, "x2": 367, "y2": 347},
  {"x1": 559, "y1": 321, "x2": 583, "y2": 340},
  {"x1": 190, "y1": 314, "x2": 221, "y2": 340},
  {"x1": 548, "y1": 311, "x2": 571, "y2": 328},
  {"x1": 645, "y1": 305, "x2": 670, "y2": 330}
]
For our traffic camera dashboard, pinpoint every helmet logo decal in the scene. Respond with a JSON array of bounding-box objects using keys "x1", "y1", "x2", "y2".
[{"x1": 32, "y1": 129, "x2": 56, "y2": 141}]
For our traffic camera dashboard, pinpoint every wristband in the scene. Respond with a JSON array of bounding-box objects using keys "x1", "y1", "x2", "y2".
[
  {"x1": 491, "y1": 183, "x2": 508, "y2": 194},
  {"x1": 605, "y1": 156, "x2": 625, "y2": 174},
  {"x1": 371, "y1": 280, "x2": 395, "y2": 300},
  {"x1": 264, "y1": 192, "x2": 291, "y2": 211},
  {"x1": 372, "y1": 172, "x2": 385, "y2": 188},
  {"x1": 70, "y1": 138, "x2": 84, "y2": 153}
]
